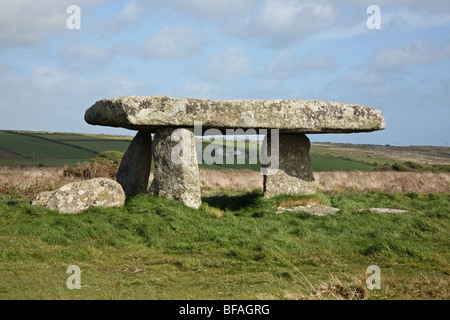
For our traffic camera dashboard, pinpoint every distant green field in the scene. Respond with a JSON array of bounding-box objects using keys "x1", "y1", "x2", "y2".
[
  {"x1": 64, "y1": 140, "x2": 131, "y2": 153},
  {"x1": 311, "y1": 158, "x2": 375, "y2": 172},
  {"x1": 0, "y1": 131, "x2": 95, "y2": 159},
  {"x1": 32, "y1": 133, "x2": 134, "y2": 141},
  {"x1": 0, "y1": 130, "x2": 378, "y2": 171},
  {"x1": 31, "y1": 133, "x2": 98, "y2": 140},
  {"x1": 0, "y1": 158, "x2": 91, "y2": 167},
  {"x1": 199, "y1": 139, "x2": 375, "y2": 172}
]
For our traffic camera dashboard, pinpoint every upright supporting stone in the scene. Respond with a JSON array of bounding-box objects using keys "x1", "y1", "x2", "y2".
[
  {"x1": 149, "y1": 127, "x2": 202, "y2": 209},
  {"x1": 116, "y1": 131, "x2": 152, "y2": 196},
  {"x1": 263, "y1": 133, "x2": 316, "y2": 197}
]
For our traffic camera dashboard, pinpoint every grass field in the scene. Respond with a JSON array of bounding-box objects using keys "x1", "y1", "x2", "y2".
[
  {"x1": 0, "y1": 131, "x2": 95, "y2": 159},
  {"x1": 0, "y1": 191, "x2": 448, "y2": 299},
  {"x1": 0, "y1": 131, "x2": 448, "y2": 300},
  {"x1": 0, "y1": 130, "x2": 383, "y2": 171},
  {"x1": 2, "y1": 130, "x2": 449, "y2": 172}
]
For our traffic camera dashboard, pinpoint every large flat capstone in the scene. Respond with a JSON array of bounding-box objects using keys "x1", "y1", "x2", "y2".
[{"x1": 85, "y1": 95, "x2": 385, "y2": 133}]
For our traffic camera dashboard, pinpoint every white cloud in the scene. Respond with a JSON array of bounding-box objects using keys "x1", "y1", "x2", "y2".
[
  {"x1": 61, "y1": 45, "x2": 109, "y2": 60},
  {"x1": 30, "y1": 65, "x2": 73, "y2": 91},
  {"x1": 114, "y1": 1, "x2": 141, "y2": 22},
  {"x1": 0, "y1": 64, "x2": 145, "y2": 131},
  {"x1": 163, "y1": 0, "x2": 256, "y2": 19},
  {"x1": 196, "y1": 47, "x2": 254, "y2": 81},
  {"x1": 58, "y1": 45, "x2": 112, "y2": 71},
  {"x1": 218, "y1": 0, "x2": 450, "y2": 45},
  {"x1": 223, "y1": 0, "x2": 336, "y2": 45},
  {"x1": 382, "y1": 8, "x2": 450, "y2": 32},
  {"x1": 322, "y1": 68, "x2": 408, "y2": 109},
  {"x1": 182, "y1": 81, "x2": 217, "y2": 99},
  {"x1": 103, "y1": 1, "x2": 143, "y2": 35},
  {"x1": 345, "y1": 0, "x2": 450, "y2": 12},
  {"x1": 265, "y1": 49, "x2": 335, "y2": 79},
  {"x1": 139, "y1": 26, "x2": 205, "y2": 59},
  {"x1": 310, "y1": 22, "x2": 368, "y2": 42},
  {"x1": 309, "y1": 5, "x2": 450, "y2": 42},
  {"x1": 0, "y1": 0, "x2": 105, "y2": 47},
  {"x1": 371, "y1": 40, "x2": 450, "y2": 72}
]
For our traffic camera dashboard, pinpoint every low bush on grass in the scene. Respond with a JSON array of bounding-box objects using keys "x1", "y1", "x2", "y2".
[
  {"x1": 63, "y1": 150, "x2": 124, "y2": 179},
  {"x1": 375, "y1": 161, "x2": 450, "y2": 172}
]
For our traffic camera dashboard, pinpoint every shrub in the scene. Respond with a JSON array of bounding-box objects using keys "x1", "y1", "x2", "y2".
[
  {"x1": 404, "y1": 161, "x2": 423, "y2": 170},
  {"x1": 63, "y1": 150, "x2": 124, "y2": 179},
  {"x1": 92, "y1": 150, "x2": 124, "y2": 165},
  {"x1": 374, "y1": 161, "x2": 448, "y2": 172},
  {"x1": 391, "y1": 163, "x2": 409, "y2": 171}
]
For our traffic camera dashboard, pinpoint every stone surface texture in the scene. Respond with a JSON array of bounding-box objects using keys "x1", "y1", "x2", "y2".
[
  {"x1": 116, "y1": 131, "x2": 152, "y2": 196},
  {"x1": 149, "y1": 127, "x2": 202, "y2": 209},
  {"x1": 360, "y1": 208, "x2": 409, "y2": 213},
  {"x1": 85, "y1": 95, "x2": 385, "y2": 134},
  {"x1": 31, "y1": 178, "x2": 126, "y2": 214},
  {"x1": 277, "y1": 204, "x2": 340, "y2": 216},
  {"x1": 263, "y1": 133, "x2": 316, "y2": 197}
]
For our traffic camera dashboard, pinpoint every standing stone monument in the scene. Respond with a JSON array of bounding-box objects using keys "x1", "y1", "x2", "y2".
[
  {"x1": 85, "y1": 95, "x2": 385, "y2": 208},
  {"x1": 116, "y1": 130, "x2": 152, "y2": 196},
  {"x1": 262, "y1": 133, "x2": 316, "y2": 198},
  {"x1": 149, "y1": 127, "x2": 202, "y2": 209}
]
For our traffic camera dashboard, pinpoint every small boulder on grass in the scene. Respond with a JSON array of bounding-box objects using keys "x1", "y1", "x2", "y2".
[
  {"x1": 31, "y1": 178, "x2": 125, "y2": 214},
  {"x1": 277, "y1": 204, "x2": 339, "y2": 216}
]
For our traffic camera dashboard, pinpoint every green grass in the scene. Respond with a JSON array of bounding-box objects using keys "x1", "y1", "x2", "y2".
[
  {"x1": 0, "y1": 131, "x2": 95, "y2": 159},
  {"x1": 64, "y1": 140, "x2": 131, "y2": 153},
  {"x1": 30, "y1": 133, "x2": 101, "y2": 140},
  {"x1": 0, "y1": 158, "x2": 92, "y2": 167},
  {"x1": 1, "y1": 130, "x2": 447, "y2": 173},
  {"x1": 0, "y1": 191, "x2": 448, "y2": 299},
  {"x1": 0, "y1": 130, "x2": 383, "y2": 171},
  {"x1": 310, "y1": 147, "x2": 392, "y2": 167},
  {"x1": 311, "y1": 158, "x2": 375, "y2": 171},
  {"x1": 198, "y1": 140, "x2": 376, "y2": 172}
]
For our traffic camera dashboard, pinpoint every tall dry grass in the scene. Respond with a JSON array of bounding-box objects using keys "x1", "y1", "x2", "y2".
[
  {"x1": 0, "y1": 166, "x2": 82, "y2": 199},
  {"x1": 198, "y1": 169, "x2": 449, "y2": 194},
  {"x1": 199, "y1": 169, "x2": 263, "y2": 194},
  {"x1": 1, "y1": 166, "x2": 449, "y2": 200},
  {"x1": 314, "y1": 171, "x2": 450, "y2": 193}
]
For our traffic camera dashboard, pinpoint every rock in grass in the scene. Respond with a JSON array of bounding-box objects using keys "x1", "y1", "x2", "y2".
[
  {"x1": 277, "y1": 204, "x2": 340, "y2": 216},
  {"x1": 360, "y1": 208, "x2": 409, "y2": 213},
  {"x1": 31, "y1": 178, "x2": 125, "y2": 214}
]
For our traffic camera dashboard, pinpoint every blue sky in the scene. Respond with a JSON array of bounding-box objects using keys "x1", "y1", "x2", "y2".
[{"x1": 0, "y1": 0, "x2": 449, "y2": 146}]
